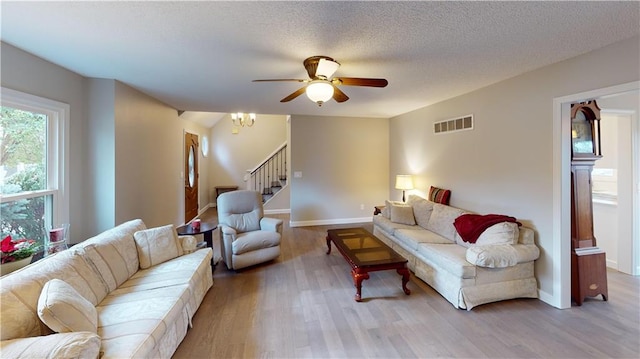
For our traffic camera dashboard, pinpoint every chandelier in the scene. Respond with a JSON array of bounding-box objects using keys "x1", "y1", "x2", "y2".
[{"x1": 231, "y1": 112, "x2": 256, "y2": 127}]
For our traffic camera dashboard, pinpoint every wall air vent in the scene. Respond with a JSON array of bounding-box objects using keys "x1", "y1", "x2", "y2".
[{"x1": 434, "y1": 114, "x2": 473, "y2": 134}]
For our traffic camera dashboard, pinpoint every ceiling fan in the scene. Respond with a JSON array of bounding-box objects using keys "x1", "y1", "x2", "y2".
[{"x1": 252, "y1": 56, "x2": 388, "y2": 106}]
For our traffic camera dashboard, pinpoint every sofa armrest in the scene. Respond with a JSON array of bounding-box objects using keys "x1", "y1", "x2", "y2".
[
  {"x1": 466, "y1": 243, "x2": 540, "y2": 268},
  {"x1": 0, "y1": 332, "x2": 101, "y2": 359},
  {"x1": 260, "y1": 217, "x2": 283, "y2": 234},
  {"x1": 177, "y1": 235, "x2": 198, "y2": 254},
  {"x1": 518, "y1": 227, "x2": 535, "y2": 245}
]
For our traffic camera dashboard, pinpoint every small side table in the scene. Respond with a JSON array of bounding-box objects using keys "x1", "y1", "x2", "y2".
[
  {"x1": 215, "y1": 186, "x2": 239, "y2": 201},
  {"x1": 176, "y1": 222, "x2": 217, "y2": 271}
]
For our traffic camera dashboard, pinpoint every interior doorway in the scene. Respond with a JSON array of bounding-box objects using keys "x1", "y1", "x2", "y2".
[
  {"x1": 592, "y1": 109, "x2": 635, "y2": 275},
  {"x1": 553, "y1": 81, "x2": 639, "y2": 309},
  {"x1": 184, "y1": 132, "x2": 199, "y2": 223}
]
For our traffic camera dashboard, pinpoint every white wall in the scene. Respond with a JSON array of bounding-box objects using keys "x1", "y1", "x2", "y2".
[
  {"x1": 389, "y1": 36, "x2": 640, "y2": 303},
  {"x1": 290, "y1": 115, "x2": 389, "y2": 225}
]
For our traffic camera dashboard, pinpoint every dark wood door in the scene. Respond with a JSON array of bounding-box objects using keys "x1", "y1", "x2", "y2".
[{"x1": 184, "y1": 132, "x2": 199, "y2": 222}]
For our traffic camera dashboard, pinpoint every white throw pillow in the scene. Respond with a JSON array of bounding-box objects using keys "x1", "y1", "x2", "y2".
[
  {"x1": 37, "y1": 279, "x2": 98, "y2": 333},
  {"x1": 390, "y1": 203, "x2": 416, "y2": 225},
  {"x1": 383, "y1": 200, "x2": 404, "y2": 219},
  {"x1": 134, "y1": 224, "x2": 183, "y2": 269},
  {"x1": 475, "y1": 222, "x2": 520, "y2": 246}
]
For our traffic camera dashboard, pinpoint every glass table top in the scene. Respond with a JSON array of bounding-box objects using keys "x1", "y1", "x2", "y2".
[{"x1": 327, "y1": 228, "x2": 406, "y2": 267}]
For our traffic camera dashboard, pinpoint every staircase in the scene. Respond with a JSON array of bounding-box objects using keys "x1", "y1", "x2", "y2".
[{"x1": 245, "y1": 143, "x2": 287, "y2": 203}]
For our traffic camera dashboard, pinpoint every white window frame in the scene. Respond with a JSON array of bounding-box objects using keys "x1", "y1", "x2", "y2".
[{"x1": 0, "y1": 87, "x2": 69, "y2": 229}]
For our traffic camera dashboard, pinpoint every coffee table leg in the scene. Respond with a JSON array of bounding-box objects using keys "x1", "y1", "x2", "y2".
[
  {"x1": 397, "y1": 267, "x2": 411, "y2": 295},
  {"x1": 326, "y1": 237, "x2": 332, "y2": 255},
  {"x1": 351, "y1": 269, "x2": 370, "y2": 302}
]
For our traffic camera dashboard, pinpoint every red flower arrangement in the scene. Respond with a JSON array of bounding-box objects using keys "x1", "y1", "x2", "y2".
[{"x1": 1, "y1": 235, "x2": 38, "y2": 264}]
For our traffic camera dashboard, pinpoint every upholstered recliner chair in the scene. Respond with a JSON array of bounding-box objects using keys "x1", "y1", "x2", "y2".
[{"x1": 217, "y1": 190, "x2": 283, "y2": 270}]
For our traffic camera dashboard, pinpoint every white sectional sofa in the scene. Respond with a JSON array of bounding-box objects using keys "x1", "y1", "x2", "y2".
[
  {"x1": 0, "y1": 219, "x2": 213, "y2": 358},
  {"x1": 373, "y1": 195, "x2": 540, "y2": 310}
]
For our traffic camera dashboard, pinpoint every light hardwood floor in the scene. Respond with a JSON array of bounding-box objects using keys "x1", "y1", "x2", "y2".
[{"x1": 173, "y1": 210, "x2": 639, "y2": 358}]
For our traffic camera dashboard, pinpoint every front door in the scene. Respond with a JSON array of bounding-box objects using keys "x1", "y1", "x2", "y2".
[{"x1": 184, "y1": 132, "x2": 199, "y2": 222}]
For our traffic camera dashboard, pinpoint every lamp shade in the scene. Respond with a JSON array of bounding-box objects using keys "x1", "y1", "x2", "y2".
[
  {"x1": 395, "y1": 175, "x2": 414, "y2": 190},
  {"x1": 306, "y1": 80, "x2": 334, "y2": 104},
  {"x1": 316, "y1": 58, "x2": 340, "y2": 78}
]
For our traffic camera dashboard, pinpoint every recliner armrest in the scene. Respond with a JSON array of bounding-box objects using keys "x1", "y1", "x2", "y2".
[
  {"x1": 220, "y1": 225, "x2": 237, "y2": 236},
  {"x1": 260, "y1": 217, "x2": 283, "y2": 233}
]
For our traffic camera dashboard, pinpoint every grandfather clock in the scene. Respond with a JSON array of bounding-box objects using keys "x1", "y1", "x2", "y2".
[{"x1": 570, "y1": 100, "x2": 608, "y2": 305}]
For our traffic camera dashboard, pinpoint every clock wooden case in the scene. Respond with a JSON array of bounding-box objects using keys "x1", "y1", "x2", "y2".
[{"x1": 569, "y1": 100, "x2": 608, "y2": 306}]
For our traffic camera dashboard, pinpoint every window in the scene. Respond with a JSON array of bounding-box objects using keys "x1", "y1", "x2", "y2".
[{"x1": 1, "y1": 88, "x2": 69, "y2": 251}]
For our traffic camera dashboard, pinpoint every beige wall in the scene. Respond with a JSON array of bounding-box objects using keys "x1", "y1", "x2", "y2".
[
  {"x1": 1, "y1": 42, "x2": 90, "y2": 243},
  {"x1": 1, "y1": 42, "x2": 214, "y2": 240},
  {"x1": 290, "y1": 115, "x2": 389, "y2": 225},
  {"x1": 208, "y1": 113, "x2": 288, "y2": 207},
  {"x1": 87, "y1": 78, "x2": 116, "y2": 233},
  {"x1": 113, "y1": 81, "x2": 211, "y2": 228},
  {"x1": 389, "y1": 35, "x2": 640, "y2": 300}
]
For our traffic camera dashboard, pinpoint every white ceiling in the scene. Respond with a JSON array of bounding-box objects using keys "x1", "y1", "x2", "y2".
[{"x1": 1, "y1": 1, "x2": 639, "y2": 125}]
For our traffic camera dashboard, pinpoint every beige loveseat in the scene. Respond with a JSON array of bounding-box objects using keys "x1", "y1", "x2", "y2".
[
  {"x1": 373, "y1": 195, "x2": 540, "y2": 310},
  {"x1": 0, "y1": 219, "x2": 213, "y2": 358}
]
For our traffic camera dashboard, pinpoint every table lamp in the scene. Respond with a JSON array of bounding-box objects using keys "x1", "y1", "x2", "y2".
[{"x1": 395, "y1": 175, "x2": 414, "y2": 202}]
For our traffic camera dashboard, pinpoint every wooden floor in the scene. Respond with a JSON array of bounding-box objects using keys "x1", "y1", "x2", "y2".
[{"x1": 173, "y1": 209, "x2": 639, "y2": 358}]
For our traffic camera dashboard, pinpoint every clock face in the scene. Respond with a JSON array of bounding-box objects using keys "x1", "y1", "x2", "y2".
[{"x1": 571, "y1": 110, "x2": 593, "y2": 154}]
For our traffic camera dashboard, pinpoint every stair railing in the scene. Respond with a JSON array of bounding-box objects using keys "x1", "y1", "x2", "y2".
[{"x1": 244, "y1": 142, "x2": 287, "y2": 202}]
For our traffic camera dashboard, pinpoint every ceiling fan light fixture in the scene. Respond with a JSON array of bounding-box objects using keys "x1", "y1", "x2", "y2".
[
  {"x1": 306, "y1": 80, "x2": 334, "y2": 106},
  {"x1": 316, "y1": 58, "x2": 340, "y2": 79}
]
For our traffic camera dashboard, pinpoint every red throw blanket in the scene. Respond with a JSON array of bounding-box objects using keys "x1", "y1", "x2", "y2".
[{"x1": 453, "y1": 214, "x2": 521, "y2": 244}]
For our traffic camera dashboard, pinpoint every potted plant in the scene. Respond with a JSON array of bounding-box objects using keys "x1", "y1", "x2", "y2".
[{"x1": 1, "y1": 235, "x2": 39, "y2": 275}]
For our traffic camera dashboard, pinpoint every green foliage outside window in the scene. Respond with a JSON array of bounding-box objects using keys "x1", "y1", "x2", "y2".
[{"x1": 0, "y1": 107, "x2": 47, "y2": 248}]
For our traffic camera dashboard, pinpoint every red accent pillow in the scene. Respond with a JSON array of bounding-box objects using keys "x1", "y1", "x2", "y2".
[{"x1": 429, "y1": 186, "x2": 451, "y2": 205}]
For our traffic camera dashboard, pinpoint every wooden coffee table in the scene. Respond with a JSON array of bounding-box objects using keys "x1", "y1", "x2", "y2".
[{"x1": 326, "y1": 227, "x2": 411, "y2": 302}]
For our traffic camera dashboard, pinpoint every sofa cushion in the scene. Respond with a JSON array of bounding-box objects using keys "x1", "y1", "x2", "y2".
[
  {"x1": 407, "y1": 195, "x2": 434, "y2": 228},
  {"x1": 428, "y1": 186, "x2": 451, "y2": 205},
  {"x1": 394, "y1": 229, "x2": 453, "y2": 251},
  {"x1": 134, "y1": 224, "x2": 184, "y2": 269},
  {"x1": 425, "y1": 204, "x2": 466, "y2": 242},
  {"x1": 75, "y1": 219, "x2": 146, "y2": 292},
  {"x1": 466, "y1": 244, "x2": 519, "y2": 268},
  {"x1": 417, "y1": 243, "x2": 476, "y2": 279},
  {"x1": 37, "y1": 279, "x2": 98, "y2": 333},
  {"x1": 0, "y1": 249, "x2": 110, "y2": 340},
  {"x1": 0, "y1": 332, "x2": 101, "y2": 359},
  {"x1": 390, "y1": 203, "x2": 416, "y2": 225},
  {"x1": 232, "y1": 230, "x2": 281, "y2": 255},
  {"x1": 372, "y1": 215, "x2": 417, "y2": 236},
  {"x1": 97, "y1": 284, "x2": 192, "y2": 358}
]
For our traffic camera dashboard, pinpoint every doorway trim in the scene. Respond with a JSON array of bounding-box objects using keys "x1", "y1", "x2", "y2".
[{"x1": 552, "y1": 81, "x2": 639, "y2": 309}]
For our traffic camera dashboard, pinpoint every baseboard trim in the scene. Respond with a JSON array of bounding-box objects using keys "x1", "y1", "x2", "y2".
[
  {"x1": 290, "y1": 217, "x2": 372, "y2": 228},
  {"x1": 537, "y1": 289, "x2": 556, "y2": 308},
  {"x1": 265, "y1": 209, "x2": 291, "y2": 215}
]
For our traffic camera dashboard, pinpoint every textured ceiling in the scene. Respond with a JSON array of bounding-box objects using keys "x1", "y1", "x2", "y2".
[{"x1": 1, "y1": 1, "x2": 639, "y2": 124}]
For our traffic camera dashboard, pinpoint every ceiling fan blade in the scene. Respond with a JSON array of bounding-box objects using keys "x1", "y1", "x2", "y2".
[
  {"x1": 252, "y1": 79, "x2": 307, "y2": 83},
  {"x1": 280, "y1": 87, "x2": 307, "y2": 102},
  {"x1": 332, "y1": 86, "x2": 349, "y2": 103},
  {"x1": 334, "y1": 77, "x2": 388, "y2": 87}
]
